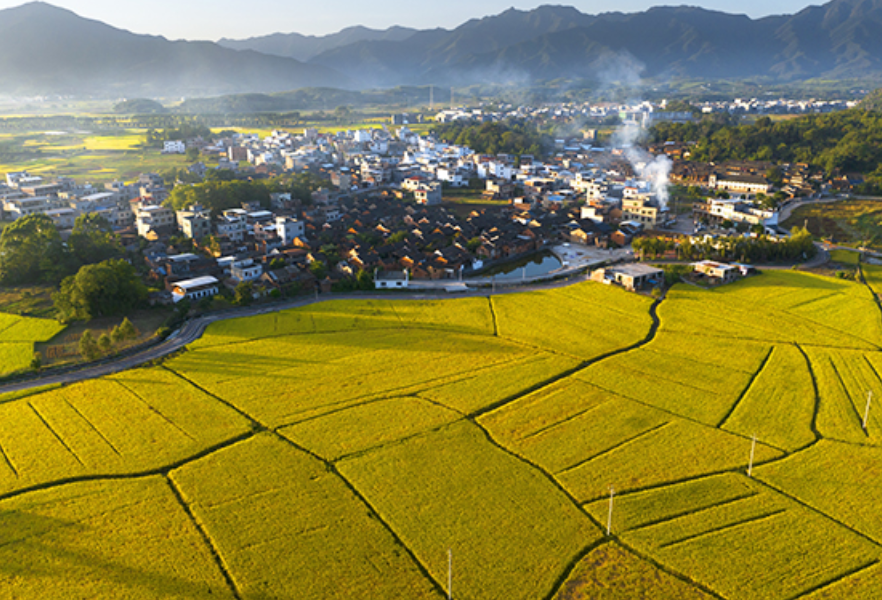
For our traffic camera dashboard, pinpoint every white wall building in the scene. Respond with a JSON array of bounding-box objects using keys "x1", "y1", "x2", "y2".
[
  {"x1": 171, "y1": 276, "x2": 219, "y2": 303},
  {"x1": 163, "y1": 141, "x2": 186, "y2": 154},
  {"x1": 136, "y1": 204, "x2": 175, "y2": 238},
  {"x1": 275, "y1": 216, "x2": 305, "y2": 245}
]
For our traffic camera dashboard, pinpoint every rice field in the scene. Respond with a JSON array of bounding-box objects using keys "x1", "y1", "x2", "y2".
[
  {"x1": 2, "y1": 272, "x2": 882, "y2": 598},
  {"x1": 0, "y1": 129, "x2": 191, "y2": 183},
  {"x1": 170, "y1": 434, "x2": 441, "y2": 600},
  {"x1": 0, "y1": 312, "x2": 65, "y2": 377},
  {"x1": 586, "y1": 473, "x2": 882, "y2": 600},
  {"x1": 553, "y1": 543, "x2": 715, "y2": 599},
  {"x1": 0, "y1": 476, "x2": 235, "y2": 599},
  {"x1": 336, "y1": 421, "x2": 600, "y2": 600}
]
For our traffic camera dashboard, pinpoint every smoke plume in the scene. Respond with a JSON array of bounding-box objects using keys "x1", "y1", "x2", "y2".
[{"x1": 605, "y1": 75, "x2": 673, "y2": 210}]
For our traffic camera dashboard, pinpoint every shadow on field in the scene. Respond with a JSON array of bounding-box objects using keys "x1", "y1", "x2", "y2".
[{"x1": 0, "y1": 510, "x2": 247, "y2": 599}]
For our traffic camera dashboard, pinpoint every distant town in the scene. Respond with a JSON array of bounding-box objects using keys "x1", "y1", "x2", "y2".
[{"x1": 0, "y1": 97, "x2": 854, "y2": 305}]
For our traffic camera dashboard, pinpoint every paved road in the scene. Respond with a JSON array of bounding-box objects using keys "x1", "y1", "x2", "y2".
[
  {"x1": 0, "y1": 232, "x2": 836, "y2": 397},
  {"x1": 0, "y1": 276, "x2": 598, "y2": 396}
]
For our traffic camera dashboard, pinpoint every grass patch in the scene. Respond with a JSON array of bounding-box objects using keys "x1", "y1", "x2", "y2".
[{"x1": 782, "y1": 199, "x2": 882, "y2": 247}]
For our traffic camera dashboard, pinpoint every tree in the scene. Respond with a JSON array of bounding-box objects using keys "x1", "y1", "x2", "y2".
[
  {"x1": 68, "y1": 213, "x2": 124, "y2": 266},
  {"x1": 30, "y1": 351, "x2": 42, "y2": 371},
  {"x1": 185, "y1": 147, "x2": 200, "y2": 162},
  {"x1": 54, "y1": 259, "x2": 148, "y2": 322},
  {"x1": 78, "y1": 330, "x2": 100, "y2": 361},
  {"x1": 0, "y1": 213, "x2": 71, "y2": 284},
  {"x1": 234, "y1": 281, "x2": 254, "y2": 306},
  {"x1": 98, "y1": 333, "x2": 113, "y2": 354},
  {"x1": 309, "y1": 260, "x2": 327, "y2": 280},
  {"x1": 466, "y1": 237, "x2": 483, "y2": 252},
  {"x1": 269, "y1": 257, "x2": 287, "y2": 270}
]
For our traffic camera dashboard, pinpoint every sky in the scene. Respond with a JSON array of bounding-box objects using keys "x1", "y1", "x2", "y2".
[{"x1": 7, "y1": 0, "x2": 826, "y2": 40}]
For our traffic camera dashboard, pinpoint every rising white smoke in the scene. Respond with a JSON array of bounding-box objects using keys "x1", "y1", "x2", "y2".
[{"x1": 610, "y1": 109, "x2": 673, "y2": 210}]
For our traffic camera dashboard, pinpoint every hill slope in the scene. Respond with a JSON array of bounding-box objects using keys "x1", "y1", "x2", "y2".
[
  {"x1": 309, "y1": 0, "x2": 882, "y2": 86},
  {"x1": 0, "y1": 2, "x2": 347, "y2": 96},
  {"x1": 217, "y1": 25, "x2": 418, "y2": 62}
]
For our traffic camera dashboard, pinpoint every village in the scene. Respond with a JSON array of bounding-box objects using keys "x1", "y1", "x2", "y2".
[{"x1": 0, "y1": 107, "x2": 834, "y2": 305}]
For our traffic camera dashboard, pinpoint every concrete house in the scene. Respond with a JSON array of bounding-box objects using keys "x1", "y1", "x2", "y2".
[
  {"x1": 591, "y1": 263, "x2": 663, "y2": 292},
  {"x1": 171, "y1": 276, "x2": 219, "y2": 303}
]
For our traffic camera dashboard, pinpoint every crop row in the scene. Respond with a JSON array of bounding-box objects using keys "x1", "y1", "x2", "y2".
[
  {"x1": 0, "y1": 369, "x2": 249, "y2": 495},
  {"x1": 587, "y1": 473, "x2": 882, "y2": 599}
]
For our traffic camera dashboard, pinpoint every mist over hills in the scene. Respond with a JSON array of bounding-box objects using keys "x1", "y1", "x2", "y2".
[
  {"x1": 301, "y1": 0, "x2": 882, "y2": 86},
  {"x1": 0, "y1": 2, "x2": 347, "y2": 96},
  {"x1": 217, "y1": 26, "x2": 419, "y2": 62},
  {"x1": 4, "y1": 0, "x2": 882, "y2": 99}
]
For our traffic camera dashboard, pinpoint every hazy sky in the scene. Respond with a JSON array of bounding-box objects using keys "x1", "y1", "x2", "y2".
[{"x1": 11, "y1": 0, "x2": 826, "y2": 39}]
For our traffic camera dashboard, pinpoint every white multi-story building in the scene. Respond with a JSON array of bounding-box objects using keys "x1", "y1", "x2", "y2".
[
  {"x1": 695, "y1": 198, "x2": 774, "y2": 226},
  {"x1": 275, "y1": 216, "x2": 305, "y2": 245},
  {"x1": 231, "y1": 262, "x2": 263, "y2": 283},
  {"x1": 2, "y1": 196, "x2": 56, "y2": 220},
  {"x1": 177, "y1": 205, "x2": 213, "y2": 240},
  {"x1": 217, "y1": 209, "x2": 248, "y2": 242},
  {"x1": 163, "y1": 140, "x2": 186, "y2": 154},
  {"x1": 136, "y1": 204, "x2": 175, "y2": 238}
]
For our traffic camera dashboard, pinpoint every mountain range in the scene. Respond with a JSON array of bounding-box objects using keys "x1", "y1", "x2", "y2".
[
  {"x1": 0, "y1": 2, "x2": 347, "y2": 96},
  {"x1": 295, "y1": 0, "x2": 882, "y2": 87},
  {"x1": 4, "y1": 0, "x2": 882, "y2": 98}
]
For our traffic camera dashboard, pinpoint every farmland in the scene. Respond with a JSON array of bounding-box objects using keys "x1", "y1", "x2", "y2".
[
  {"x1": 3, "y1": 271, "x2": 882, "y2": 598},
  {"x1": 0, "y1": 311, "x2": 65, "y2": 377}
]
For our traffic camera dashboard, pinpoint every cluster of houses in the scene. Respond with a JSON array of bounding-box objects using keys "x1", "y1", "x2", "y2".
[
  {"x1": 1, "y1": 105, "x2": 849, "y2": 305},
  {"x1": 1, "y1": 171, "x2": 167, "y2": 229},
  {"x1": 432, "y1": 96, "x2": 857, "y2": 127},
  {"x1": 590, "y1": 259, "x2": 756, "y2": 293}
]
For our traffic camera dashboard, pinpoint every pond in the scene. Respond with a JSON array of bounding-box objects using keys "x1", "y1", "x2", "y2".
[{"x1": 480, "y1": 251, "x2": 563, "y2": 281}]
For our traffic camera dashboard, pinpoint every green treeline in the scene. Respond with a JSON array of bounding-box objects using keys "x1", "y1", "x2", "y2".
[
  {"x1": 0, "y1": 213, "x2": 125, "y2": 285},
  {"x1": 0, "y1": 113, "x2": 305, "y2": 133},
  {"x1": 634, "y1": 227, "x2": 817, "y2": 263},
  {"x1": 164, "y1": 173, "x2": 326, "y2": 214},
  {"x1": 145, "y1": 124, "x2": 212, "y2": 147},
  {"x1": 434, "y1": 120, "x2": 553, "y2": 158},
  {"x1": 651, "y1": 110, "x2": 882, "y2": 190}
]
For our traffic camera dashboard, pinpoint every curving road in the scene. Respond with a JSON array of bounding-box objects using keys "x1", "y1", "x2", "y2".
[
  {"x1": 0, "y1": 235, "x2": 834, "y2": 397},
  {"x1": 0, "y1": 277, "x2": 593, "y2": 396}
]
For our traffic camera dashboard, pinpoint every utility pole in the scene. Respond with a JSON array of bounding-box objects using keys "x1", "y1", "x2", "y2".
[
  {"x1": 606, "y1": 486, "x2": 614, "y2": 536},
  {"x1": 748, "y1": 434, "x2": 756, "y2": 477},
  {"x1": 863, "y1": 390, "x2": 873, "y2": 431},
  {"x1": 447, "y1": 548, "x2": 452, "y2": 600}
]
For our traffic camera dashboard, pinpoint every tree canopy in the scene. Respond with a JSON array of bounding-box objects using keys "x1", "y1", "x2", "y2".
[
  {"x1": 434, "y1": 120, "x2": 553, "y2": 158},
  {"x1": 164, "y1": 180, "x2": 271, "y2": 213},
  {"x1": 0, "y1": 213, "x2": 70, "y2": 284},
  {"x1": 53, "y1": 259, "x2": 147, "y2": 322},
  {"x1": 651, "y1": 109, "x2": 882, "y2": 191},
  {"x1": 68, "y1": 213, "x2": 124, "y2": 266}
]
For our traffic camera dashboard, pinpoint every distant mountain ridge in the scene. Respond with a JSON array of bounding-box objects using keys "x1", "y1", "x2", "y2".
[
  {"x1": 299, "y1": 0, "x2": 882, "y2": 86},
  {"x1": 4, "y1": 0, "x2": 882, "y2": 99},
  {"x1": 0, "y1": 2, "x2": 347, "y2": 96},
  {"x1": 217, "y1": 25, "x2": 418, "y2": 62}
]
